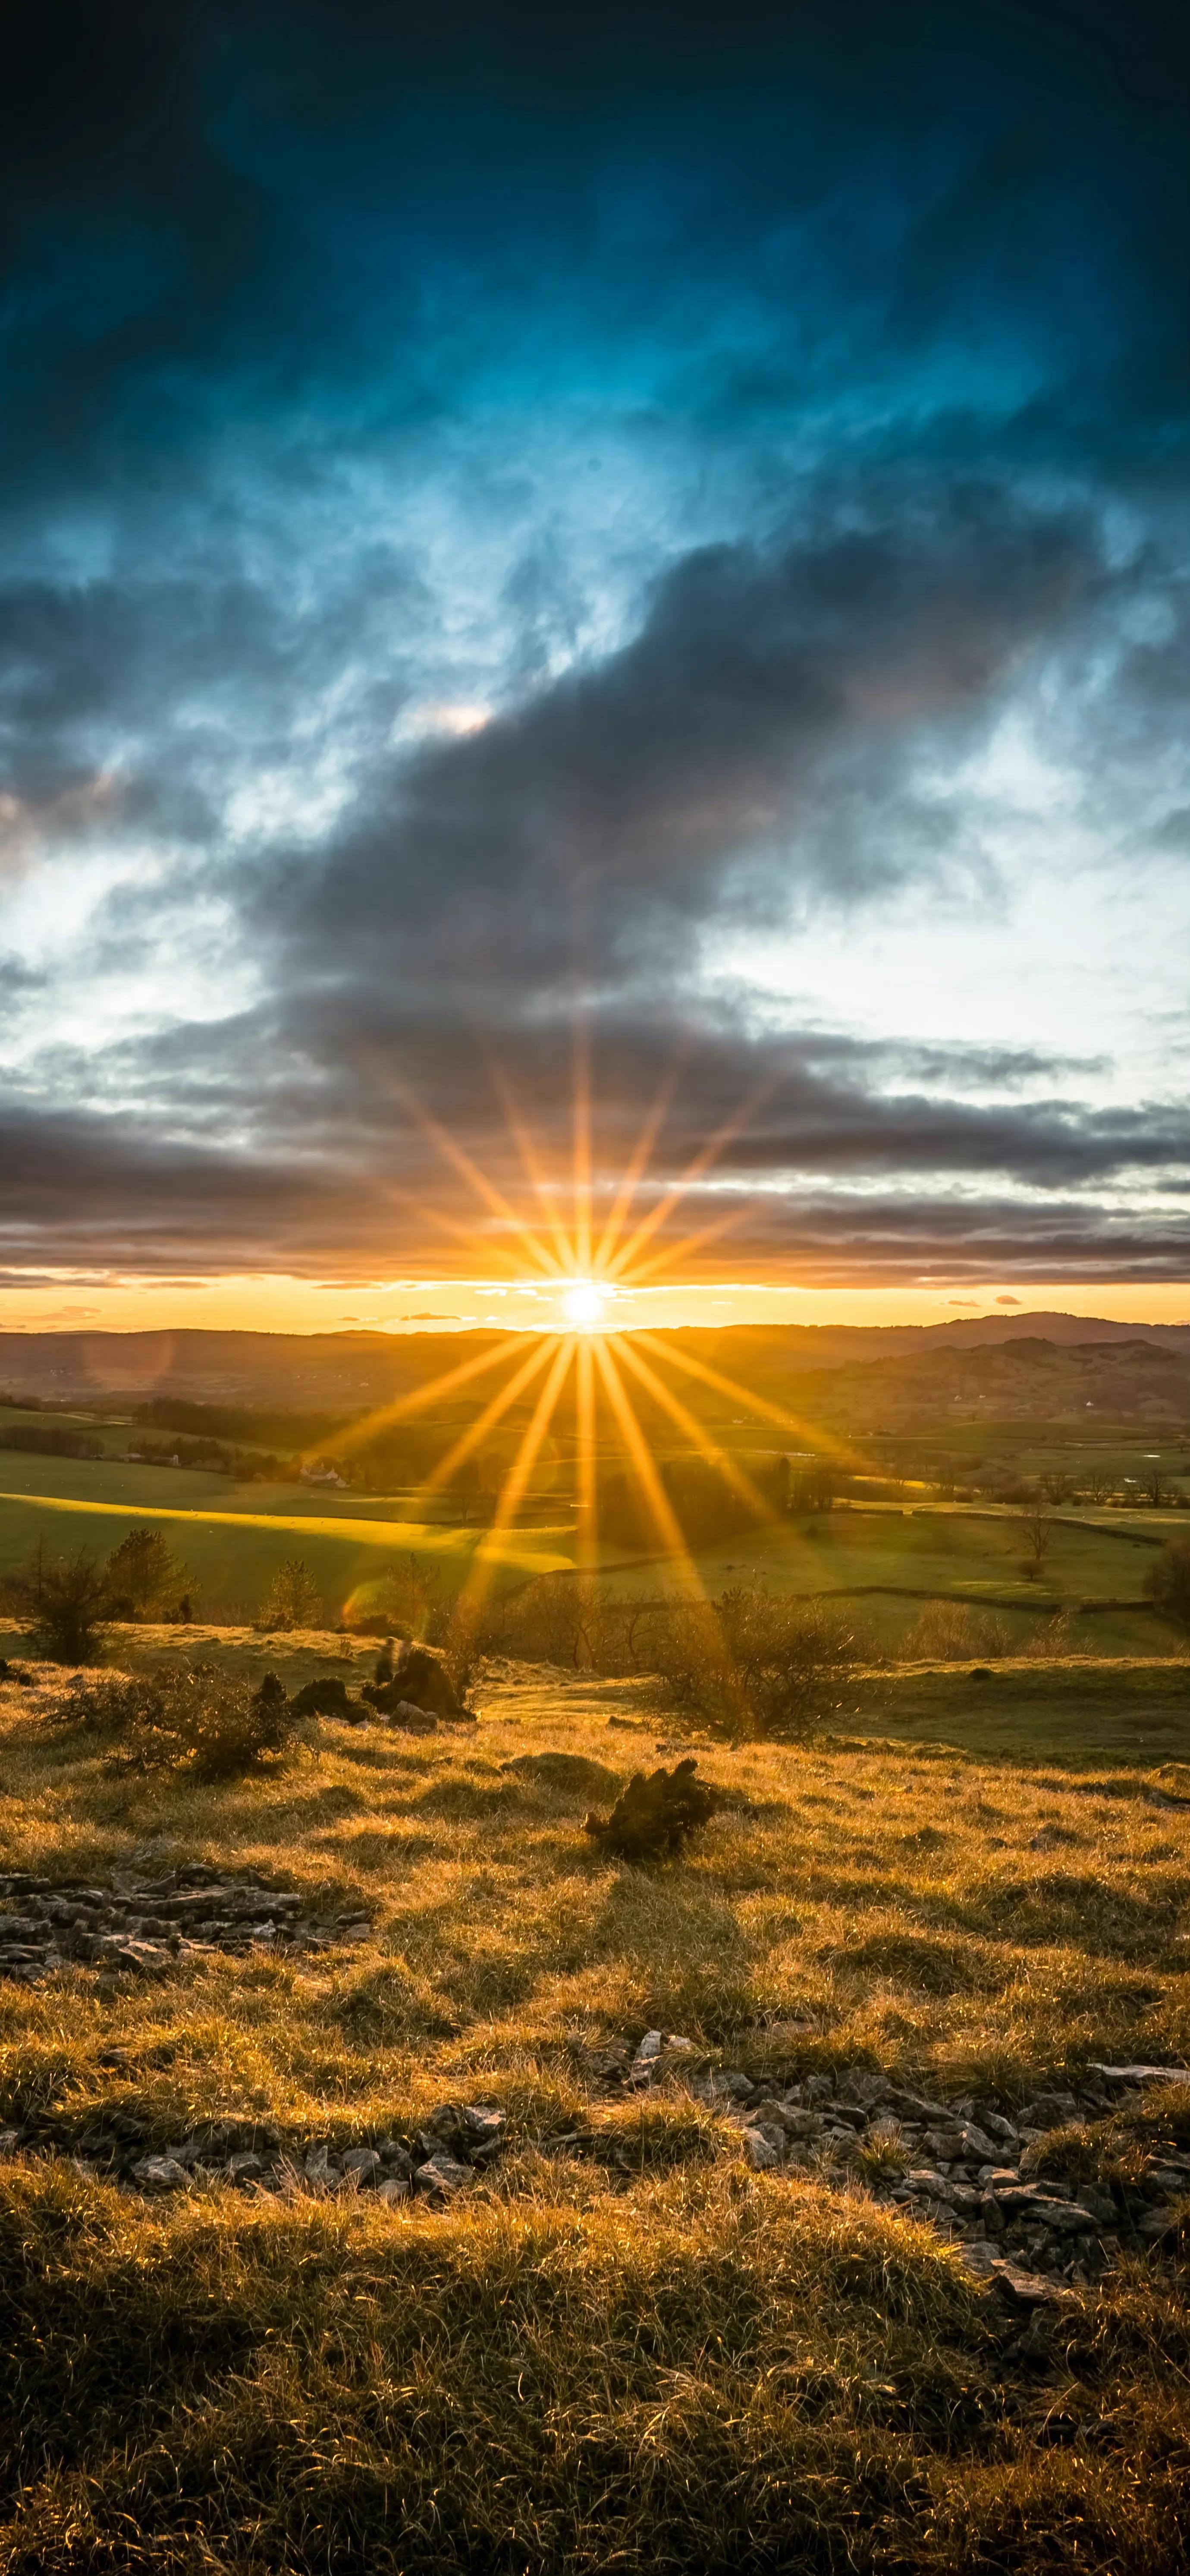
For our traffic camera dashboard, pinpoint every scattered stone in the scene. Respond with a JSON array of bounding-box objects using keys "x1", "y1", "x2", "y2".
[
  {"x1": 985, "y1": 2259, "x2": 1077, "y2": 2308},
  {"x1": 362, "y1": 1644, "x2": 471, "y2": 1723},
  {"x1": 131, "y1": 2154, "x2": 188, "y2": 2192},
  {"x1": 1019, "y1": 2092, "x2": 1081, "y2": 2129},
  {"x1": 414, "y1": 2151, "x2": 472, "y2": 2200},
  {"x1": 341, "y1": 2147, "x2": 382, "y2": 2182},
  {"x1": 289, "y1": 1677, "x2": 357, "y2": 1719},
  {"x1": 584, "y1": 1759, "x2": 716, "y2": 1861},
  {"x1": 742, "y1": 2123, "x2": 785, "y2": 2170},
  {"x1": 988, "y1": 2183, "x2": 1099, "y2": 2232},
  {"x1": 1090, "y1": 2063, "x2": 1190, "y2": 2087},
  {"x1": 0, "y1": 1866, "x2": 371, "y2": 1981}
]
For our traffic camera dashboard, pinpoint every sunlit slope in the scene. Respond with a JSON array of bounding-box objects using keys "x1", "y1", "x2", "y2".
[
  {"x1": 0, "y1": 1452, "x2": 575, "y2": 1616},
  {"x1": 0, "y1": 1445, "x2": 1178, "y2": 1647}
]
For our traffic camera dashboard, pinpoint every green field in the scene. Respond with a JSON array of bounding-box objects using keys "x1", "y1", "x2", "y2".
[
  {"x1": 0, "y1": 1450, "x2": 574, "y2": 1623},
  {"x1": 0, "y1": 1440, "x2": 1184, "y2": 1651}
]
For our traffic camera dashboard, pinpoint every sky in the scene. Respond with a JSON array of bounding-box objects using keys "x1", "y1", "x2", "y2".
[{"x1": 1, "y1": 0, "x2": 1187, "y2": 1338}]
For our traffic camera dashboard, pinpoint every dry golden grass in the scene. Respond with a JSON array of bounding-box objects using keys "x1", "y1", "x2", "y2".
[{"x1": 1, "y1": 1631, "x2": 1188, "y2": 2570}]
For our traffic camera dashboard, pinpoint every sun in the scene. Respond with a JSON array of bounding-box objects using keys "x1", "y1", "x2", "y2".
[{"x1": 562, "y1": 1279, "x2": 608, "y2": 1331}]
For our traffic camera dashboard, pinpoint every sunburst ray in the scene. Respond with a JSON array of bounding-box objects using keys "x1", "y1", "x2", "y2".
[
  {"x1": 634, "y1": 1329, "x2": 862, "y2": 1473},
  {"x1": 410, "y1": 1333, "x2": 556, "y2": 1505},
  {"x1": 615, "y1": 1334, "x2": 777, "y2": 1521},
  {"x1": 455, "y1": 1337, "x2": 575, "y2": 1620},
  {"x1": 486, "y1": 1056, "x2": 575, "y2": 1275},
  {"x1": 571, "y1": 1012, "x2": 593, "y2": 1275},
  {"x1": 604, "y1": 1079, "x2": 775, "y2": 1284},
  {"x1": 592, "y1": 1336, "x2": 706, "y2": 1598},
  {"x1": 318, "y1": 1329, "x2": 523, "y2": 1467},
  {"x1": 591, "y1": 1053, "x2": 684, "y2": 1279}
]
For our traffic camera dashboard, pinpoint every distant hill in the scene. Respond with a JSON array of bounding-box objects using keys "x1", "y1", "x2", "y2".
[
  {"x1": 0, "y1": 1310, "x2": 1188, "y2": 1426},
  {"x1": 770, "y1": 1335, "x2": 1190, "y2": 1432}
]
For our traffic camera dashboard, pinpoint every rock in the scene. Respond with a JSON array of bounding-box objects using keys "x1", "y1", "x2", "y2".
[
  {"x1": 778, "y1": 2107, "x2": 825, "y2": 2141},
  {"x1": 885, "y1": 2088, "x2": 950, "y2": 2122},
  {"x1": 1136, "y1": 2206, "x2": 1177, "y2": 2242},
  {"x1": 634, "y1": 2029, "x2": 664, "y2": 2063},
  {"x1": 985, "y1": 2259, "x2": 1077, "y2": 2307},
  {"x1": 414, "y1": 2151, "x2": 471, "y2": 2199},
  {"x1": 419, "y1": 2102, "x2": 505, "y2": 2158},
  {"x1": 742, "y1": 2123, "x2": 785, "y2": 2170},
  {"x1": 131, "y1": 2155, "x2": 188, "y2": 2192},
  {"x1": 225, "y1": 2152, "x2": 264, "y2": 2182},
  {"x1": 904, "y1": 2168, "x2": 953, "y2": 2202},
  {"x1": 958, "y1": 2122, "x2": 1002, "y2": 2162},
  {"x1": 341, "y1": 2147, "x2": 382, "y2": 2182},
  {"x1": 584, "y1": 1760, "x2": 717, "y2": 1861},
  {"x1": 923, "y1": 2126, "x2": 968, "y2": 2161},
  {"x1": 835, "y1": 2069, "x2": 889, "y2": 2110},
  {"x1": 376, "y1": 2176, "x2": 410, "y2": 2205},
  {"x1": 1090, "y1": 2063, "x2": 1190, "y2": 2087},
  {"x1": 958, "y1": 2239, "x2": 999, "y2": 2277},
  {"x1": 289, "y1": 1677, "x2": 357, "y2": 1719},
  {"x1": 1019, "y1": 2093, "x2": 1080, "y2": 2129},
  {"x1": 504, "y1": 1751, "x2": 622, "y2": 1797},
  {"x1": 364, "y1": 1644, "x2": 467, "y2": 1721},
  {"x1": 989, "y1": 2182, "x2": 1099, "y2": 2231}
]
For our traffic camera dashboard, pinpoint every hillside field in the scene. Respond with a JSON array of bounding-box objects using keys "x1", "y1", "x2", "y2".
[
  {"x1": 0, "y1": 1635, "x2": 1188, "y2": 2571},
  {"x1": 0, "y1": 1439, "x2": 1183, "y2": 1654}
]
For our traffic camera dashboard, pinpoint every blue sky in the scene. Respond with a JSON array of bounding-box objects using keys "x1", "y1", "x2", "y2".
[{"x1": 0, "y1": 0, "x2": 1187, "y2": 1323}]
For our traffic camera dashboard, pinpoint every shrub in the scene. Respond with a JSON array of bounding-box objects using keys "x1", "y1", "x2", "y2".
[
  {"x1": 259, "y1": 1559, "x2": 324, "y2": 1630},
  {"x1": 79, "y1": 1662, "x2": 299, "y2": 1779},
  {"x1": 102, "y1": 1525, "x2": 193, "y2": 1620},
  {"x1": 650, "y1": 1581, "x2": 857, "y2": 1740},
  {"x1": 373, "y1": 1553, "x2": 445, "y2": 1642},
  {"x1": 1145, "y1": 1540, "x2": 1190, "y2": 1636},
  {"x1": 2, "y1": 1542, "x2": 109, "y2": 1662},
  {"x1": 1019, "y1": 1609, "x2": 1078, "y2": 1660},
  {"x1": 899, "y1": 1602, "x2": 1010, "y2": 1661}
]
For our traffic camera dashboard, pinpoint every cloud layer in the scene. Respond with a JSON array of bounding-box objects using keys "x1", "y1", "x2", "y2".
[{"x1": 0, "y1": 1, "x2": 1187, "y2": 1291}]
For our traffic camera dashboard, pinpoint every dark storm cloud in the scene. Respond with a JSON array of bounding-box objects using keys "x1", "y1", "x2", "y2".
[
  {"x1": 0, "y1": 0, "x2": 1186, "y2": 1286},
  {"x1": 277, "y1": 494, "x2": 1097, "y2": 988},
  {"x1": 1, "y1": 1021, "x2": 1184, "y2": 1284}
]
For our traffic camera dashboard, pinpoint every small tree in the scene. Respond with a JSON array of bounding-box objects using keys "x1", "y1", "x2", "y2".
[
  {"x1": 377, "y1": 1552, "x2": 443, "y2": 1642},
  {"x1": 3, "y1": 1544, "x2": 109, "y2": 1662},
  {"x1": 103, "y1": 1526, "x2": 191, "y2": 1619},
  {"x1": 1018, "y1": 1509, "x2": 1053, "y2": 1580},
  {"x1": 259, "y1": 1559, "x2": 324, "y2": 1631},
  {"x1": 1145, "y1": 1541, "x2": 1190, "y2": 1637}
]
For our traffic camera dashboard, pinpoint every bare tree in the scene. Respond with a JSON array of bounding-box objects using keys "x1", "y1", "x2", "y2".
[{"x1": 1018, "y1": 1509, "x2": 1053, "y2": 1580}]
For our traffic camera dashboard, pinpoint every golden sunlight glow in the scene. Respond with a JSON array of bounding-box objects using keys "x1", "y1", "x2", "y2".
[
  {"x1": 306, "y1": 1030, "x2": 883, "y2": 1590},
  {"x1": 562, "y1": 1279, "x2": 607, "y2": 1331}
]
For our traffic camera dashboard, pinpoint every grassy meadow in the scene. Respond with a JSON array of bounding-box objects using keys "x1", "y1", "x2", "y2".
[
  {"x1": 0, "y1": 1430, "x2": 1180, "y2": 1655},
  {"x1": 1, "y1": 1631, "x2": 1189, "y2": 2570}
]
